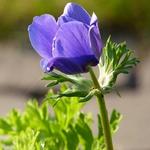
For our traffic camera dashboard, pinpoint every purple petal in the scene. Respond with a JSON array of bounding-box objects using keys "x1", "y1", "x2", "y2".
[
  {"x1": 58, "y1": 3, "x2": 91, "y2": 26},
  {"x1": 89, "y1": 13, "x2": 103, "y2": 58},
  {"x1": 57, "y1": 15, "x2": 75, "y2": 26},
  {"x1": 28, "y1": 14, "x2": 58, "y2": 59},
  {"x1": 53, "y1": 21, "x2": 95, "y2": 58},
  {"x1": 90, "y1": 12, "x2": 98, "y2": 25},
  {"x1": 41, "y1": 56, "x2": 98, "y2": 74},
  {"x1": 40, "y1": 58, "x2": 53, "y2": 72}
]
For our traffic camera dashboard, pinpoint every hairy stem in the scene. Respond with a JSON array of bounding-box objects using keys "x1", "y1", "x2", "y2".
[{"x1": 89, "y1": 67, "x2": 113, "y2": 150}]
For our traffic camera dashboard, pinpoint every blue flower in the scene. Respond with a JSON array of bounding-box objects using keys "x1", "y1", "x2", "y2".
[{"x1": 28, "y1": 3, "x2": 103, "y2": 74}]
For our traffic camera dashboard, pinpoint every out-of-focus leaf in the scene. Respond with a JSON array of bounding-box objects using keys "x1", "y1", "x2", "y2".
[
  {"x1": 13, "y1": 128, "x2": 39, "y2": 150},
  {"x1": 75, "y1": 113, "x2": 93, "y2": 150},
  {"x1": 95, "y1": 110, "x2": 123, "y2": 149},
  {"x1": 63, "y1": 125, "x2": 79, "y2": 150},
  {"x1": 110, "y1": 109, "x2": 123, "y2": 134},
  {"x1": 97, "y1": 114, "x2": 103, "y2": 139},
  {"x1": 0, "y1": 84, "x2": 122, "y2": 150},
  {"x1": 0, "y1": 119, "x2": 12, "y2": 134},
  {"x1": 92, "y1": 139, "x2": 105, "y2": 150}
]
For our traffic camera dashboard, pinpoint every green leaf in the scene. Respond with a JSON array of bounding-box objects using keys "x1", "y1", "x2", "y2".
[
  {"x1": 97, "y1": 114, "x2": 103, "y2": 139},
  {"x1": 7, "y1": 109, "x2": 24, "y2": 132},
  {"x1": 0, "y1": 119, "x2": 12, "y2": 134},
  {"x1": 46, "y1": 81, "x2": 59, "y2": 87},
  {"x1": 63, "y1": 125, "x2": 79, "y2": 150},
  {"x1": 92, "y1": 139, "x2": 105, "y2": 150},
  {"x1": 75, "y1": 113, "x2": 93, "y2": 150},
  {"x1": 0, "y1": 84, "x2": 122, "y2": 149},
  {"x1": 42, "y1": 72, "x2": 67, "y2": 81},
  {"x1": 43, "y1": 72, "x2": 94, "y2": 101},
  {"x1": 13, "y1": 128, "x2": 40, "y2": 150},
  {"x1": 95, "y1": 110, "x2": 122, "y2": 149},
  {"x1": 98, "y1": 37, "x2": 139, "y2": 93},
  {"x1": 79, "y1": 89, "x2": 99, "y2": 103},
  {"x1": 110, "y1": 109, "x2": 123, "y2": 134},
  {"x1": 24, "y1": 100, "x2": 52, "y2": 135}
]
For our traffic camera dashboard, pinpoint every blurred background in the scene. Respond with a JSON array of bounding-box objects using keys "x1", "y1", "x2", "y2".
[{"x1": 0, "y1": 0, "x2": 149, "y2": 149}]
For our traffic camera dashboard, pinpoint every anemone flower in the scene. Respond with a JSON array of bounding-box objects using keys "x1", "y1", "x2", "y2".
[{"x1": 28, "y1": 2, "x2": 103, "y2": 74}]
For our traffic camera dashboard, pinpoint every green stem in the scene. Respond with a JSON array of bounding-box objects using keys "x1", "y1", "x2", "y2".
[{"x1": 88, "y1": 67, "x2": 113, "y2": 150}]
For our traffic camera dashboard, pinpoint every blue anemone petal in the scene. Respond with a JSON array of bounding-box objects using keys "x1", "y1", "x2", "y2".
[
  {"x1": 28, "y1": 14, "x2": 58, "y2": 59},
  {"x1": 41, "y1": 55, "x2": 98, "y2": 74},
  {"x1": 53, "y1": 21, "x2": 94, "y2": 58},
  {"x1": 58, "y1": 2, "x2": 91, "y2": 25},
  {"x1": 89, "y1": 13, "x2": 103, "y2": 58}
]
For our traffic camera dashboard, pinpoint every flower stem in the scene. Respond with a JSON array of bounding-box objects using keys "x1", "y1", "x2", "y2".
[{"x1": 88, "y1": 67, "x2": 113, "y2": 150}]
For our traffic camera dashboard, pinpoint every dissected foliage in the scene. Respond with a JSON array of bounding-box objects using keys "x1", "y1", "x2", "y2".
[{"x1": 0, "y1": 85, "x2": 122, "y2": 150}]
